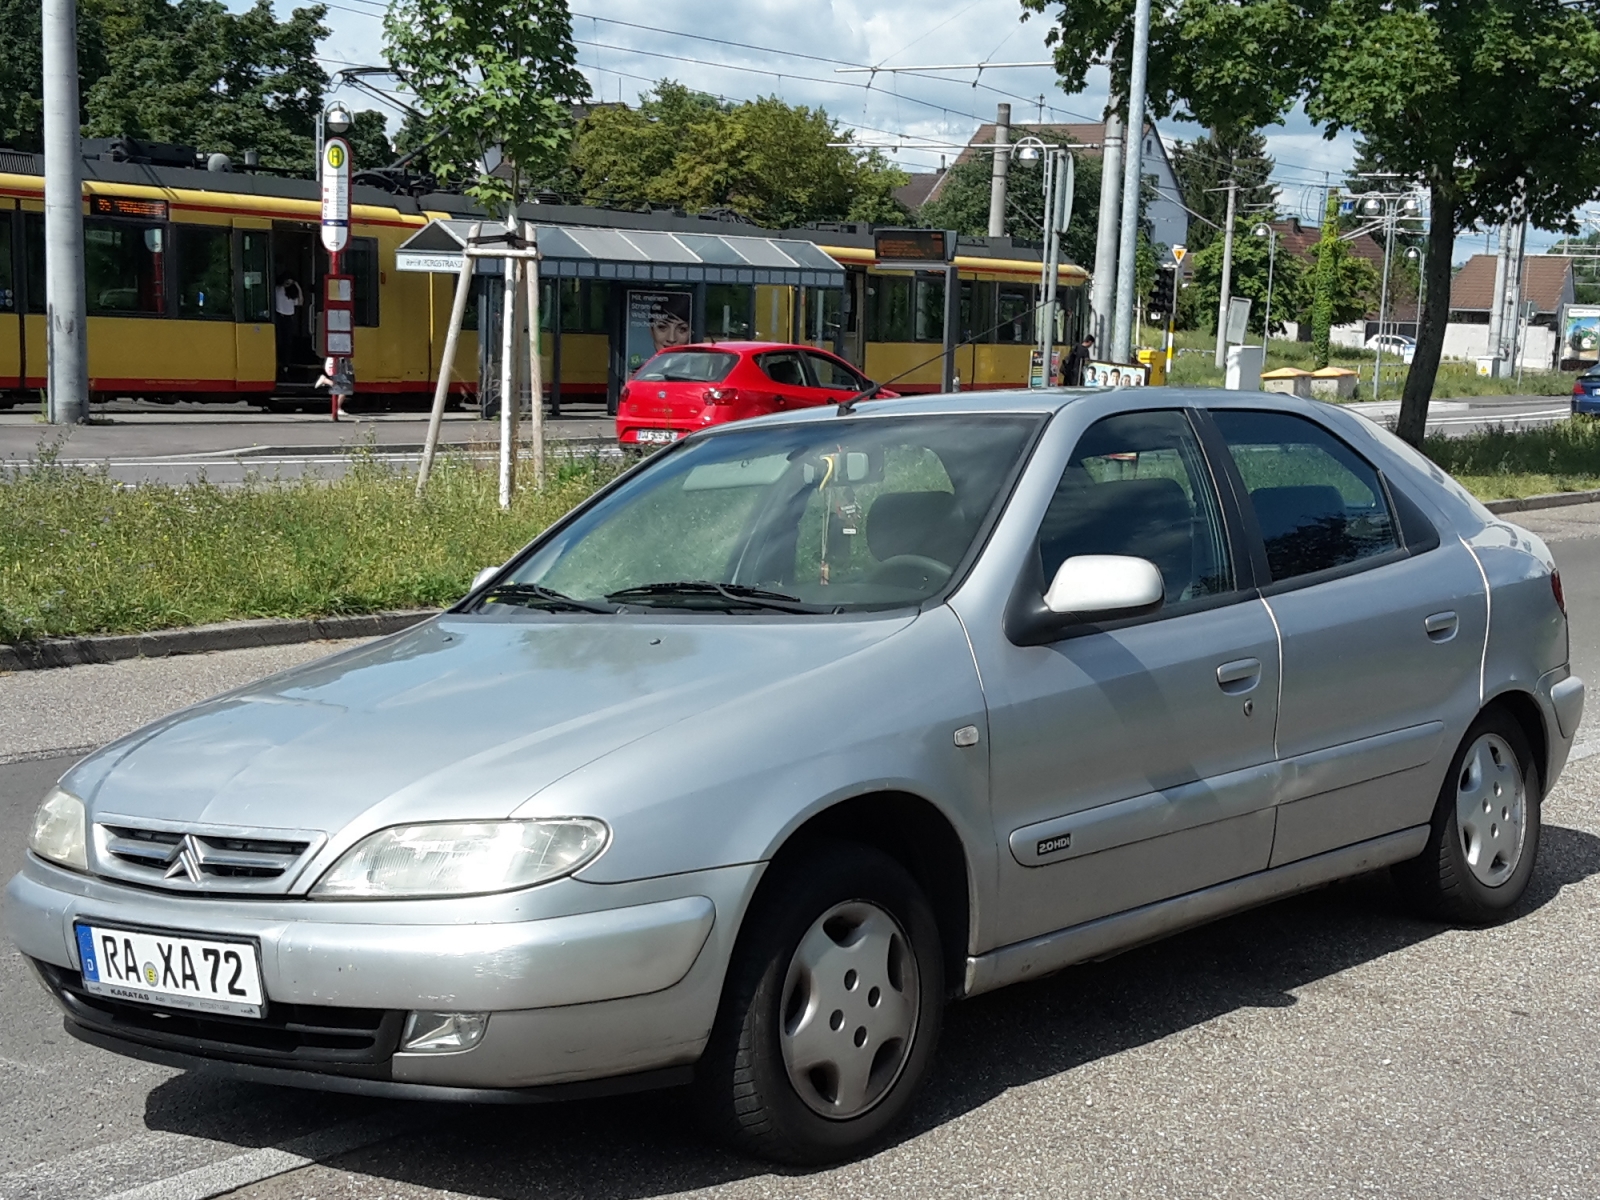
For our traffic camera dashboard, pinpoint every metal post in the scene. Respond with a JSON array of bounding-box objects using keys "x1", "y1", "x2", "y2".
[
  {"x1": 524, "y1": 221, "x2": 544, "y2": 489},
  {"x1": 416, "y1": 222, "x2": 480, "y2": 498},
  {"x1": 1089, "y1": 110, "x2": 1123, "y2": 347},
  {"x1": 1262, "y1": 229, "x2": 1276, "y2": 351},
  {"x1": 1213, "y1": 175, "x2": 1237, "y2": 368},
  {"x1": 1038, "y1": 149, "x2": 1072, "y2": 384},
  {"x1": 1374, "y1": 200, "x2": 1395, "y2": 400},
  {"x1": 498, "y1": 236, "x2": 518, "y2": 510},
  {"x1": 1488, "y1": 219, "x2": 1510, "y2": 364},
  {"x1": 1504, "y1": 213, "x2": 1527, "y2": 378},
  {"x1": 942, "y1": 264, "x2": 959, "y2": 392},
  {"x1": 1111, "y1": 0, "x2": 1152, "y2": 364},
  {"x1": 42, "y1": 0, "x2": 88, "y2": 424},
  {"x1": 987, "y1": 103, "x2": 1011, "y2": 239}
]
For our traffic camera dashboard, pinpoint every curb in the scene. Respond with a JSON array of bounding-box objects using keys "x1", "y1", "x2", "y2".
[
  {"x1": 0, "y1": 610, "x2": 437, "y2": 673},
  {"x1": 222, "y1": 435, "x2": 617, "y2": 459},
  {"x1": 1484, "y1": 488, "x2": 1600, "y2": 514}
]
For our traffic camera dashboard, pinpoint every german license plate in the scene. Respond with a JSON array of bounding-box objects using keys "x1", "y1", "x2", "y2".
[
  {"x1": 635, "y1": 429, "x2": 679, "y2": 444},
  {"x1": 75, "y1": 922, "x2": 264, "y2": 1018}
]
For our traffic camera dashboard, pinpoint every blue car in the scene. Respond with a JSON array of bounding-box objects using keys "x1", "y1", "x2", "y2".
[{"x1": 1572, "y1": 367, "x2": 1600, "y2": 414}]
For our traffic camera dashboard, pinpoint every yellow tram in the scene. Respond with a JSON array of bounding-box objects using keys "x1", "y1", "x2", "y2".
[{"x1": 0, "y1": 150, "x2": 1087, "y2": 410}]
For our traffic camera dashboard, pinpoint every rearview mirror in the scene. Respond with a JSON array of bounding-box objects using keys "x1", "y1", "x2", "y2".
[{"x1": 1044, "y1": 555, "x2": 1165, "y2": 617}]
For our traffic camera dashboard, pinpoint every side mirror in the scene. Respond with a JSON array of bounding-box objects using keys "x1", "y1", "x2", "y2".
[
  {"x1": 1006, "y1": 554, "x2": 1164, "y2": 645},
  {"x1": 1044, "y1": 555, "x2": 1165, "y2": 618},
  {"x1": 471, "y1": 566, "x2": 499, "y2": 592}
]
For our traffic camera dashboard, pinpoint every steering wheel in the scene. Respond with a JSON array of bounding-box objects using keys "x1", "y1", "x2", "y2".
[{"x1": 868, "y1": 554, "x2": 953, "y2": 591}]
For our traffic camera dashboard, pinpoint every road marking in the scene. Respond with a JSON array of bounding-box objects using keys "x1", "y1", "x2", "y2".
[{"x1": 95, "y1": 1112, "x2": 413, "y2": 1200}]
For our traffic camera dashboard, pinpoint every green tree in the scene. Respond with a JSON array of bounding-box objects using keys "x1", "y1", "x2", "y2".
[
  {"x1": 919, "y1": 135, "x2": 1104, "y2": 269},
  {"x1": 385, "y1": 0, "x2": 589, "y2": 212},
  {"x1": 1187, "y1": 215, "x2": 1307, "y2": 336},
  {"x1": 83, "y1": 0, "x2": 328, "y2": 171},
  {"x1": 1168, "y1": 128, "x2": 1275, "y2": 253},
  {"x1": 1024, "y1": 0, "x2": 1600, "y2": 444},
  {"x1": 0, "y1": 0, "x2": 112, "y2": 152},
  {"x1": 569, "y1": 82, "x2": 909, "y2": 229},
  {"x1": 346, "y1": 110, "x2": 394, "y2": 170}
]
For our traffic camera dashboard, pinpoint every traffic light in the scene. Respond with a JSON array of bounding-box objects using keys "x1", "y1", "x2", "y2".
[{"x1": 1149, "y1": 267, "x2": 1177, "y2": 320}]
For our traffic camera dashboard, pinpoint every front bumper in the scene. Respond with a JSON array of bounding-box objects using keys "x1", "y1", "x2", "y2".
[{"x1": 8, "y1": 858, "x2": 762, "y2": 1091}]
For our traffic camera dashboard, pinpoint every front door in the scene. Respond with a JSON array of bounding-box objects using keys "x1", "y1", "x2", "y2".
[
  {"x1": 1208, "y1": 407, "x2": 1487, "y2": 865},
  {"x1": 973, "y1": 409, "x2": 1282, "y2": 947},
  {"x1": 753, "y1": 348, "x2": 816, "y2": 411},
  {"x1": 0, "y1": 206, "x2": 20, "y2": 392},
  {"x1": 800, "y1": 349, "x2": 870, "y2": 406}
]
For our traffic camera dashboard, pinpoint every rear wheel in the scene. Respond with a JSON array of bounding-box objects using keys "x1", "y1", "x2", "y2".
[
  {"x1": 696, "y1": 842, "x2": 944, "y2": 1164},
  {"x1": 1395, "y1": 708, "x2": 1541, "y2": 922}
]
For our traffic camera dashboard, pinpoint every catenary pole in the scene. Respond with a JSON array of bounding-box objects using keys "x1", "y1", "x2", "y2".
[
  {"x1": 498, "y1": 221, "x2": 519, "y2": 510},
  {"x1": 1110, "y1": 0, "x2": 1152, "y2": 364},
  {"x1": 1213, "y1": 173, "x2": 1237, "y2": 368},
  {"x1": 416, "y1": 221, "x2": 481, "y2": 498},
  {"x1": 42, "y1": 0, "x2": 88, "y2": 424},
  {"x1": 523, "y1": 221, "x2": 545, "y2": 489},
  {"x1": 1373, "y1": 199, "x2": 1396, "y2": 399},
  {"x1": 987, "y1": 104, "x2": 1011, "y2": 239},
  {"x1": 1487, "y1": 219, "x2": 1510, "y2": 365},
  {"x1": 1089, "y1": 110, "x2": 1123, "y2": 347}
]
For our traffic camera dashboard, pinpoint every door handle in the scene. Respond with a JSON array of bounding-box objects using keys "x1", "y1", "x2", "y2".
[
  {"x1": 1216, "y1": 658, "x2": 1262, "y2": 694},
  {"x1": 1424, "y1": 611, "x2": 1459, "y2": 641}
]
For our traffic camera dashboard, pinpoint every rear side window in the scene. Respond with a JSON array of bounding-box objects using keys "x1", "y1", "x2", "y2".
[
  {"x1": 1211, "y1": 410, "x2": 1400, "y2": 582},
  {"x1": 635, "y1": 350, "x2": 736, "y2": 383}
]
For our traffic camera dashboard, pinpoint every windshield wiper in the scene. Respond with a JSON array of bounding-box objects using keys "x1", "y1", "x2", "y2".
[
  {"x1": 604, "y1": 581, "x2": 825, "y2": 613},
  {"x1": 479, "y1": 582, "x2": 617, "y2": 614}
]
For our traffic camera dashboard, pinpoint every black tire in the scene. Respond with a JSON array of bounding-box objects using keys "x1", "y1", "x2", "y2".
[
  {"x1": 695, "y1": 841, "x2": 944, "y2": 1164},
  {"x1": 1394, "y1": 708, "x2": 1542, "y2": 923}
]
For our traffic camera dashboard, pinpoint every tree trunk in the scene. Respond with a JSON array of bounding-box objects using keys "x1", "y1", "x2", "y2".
[{"x1": 1395, "y1": 182, "x2": 1455, "y2": 447}]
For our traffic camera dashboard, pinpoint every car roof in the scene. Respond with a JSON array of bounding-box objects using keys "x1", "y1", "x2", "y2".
[{"x1": 655, "y1": 341, "x2": 834, "y2": 356}]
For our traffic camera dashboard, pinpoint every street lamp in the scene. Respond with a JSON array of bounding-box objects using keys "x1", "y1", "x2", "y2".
[
  {"x1": 324, "y1": 103, "x2": 353, "y2": 136},
  {"x1": 1353, "y1": 188, "x2": 1425, "y2": 399},
  {"x1": 1406, "y1": 244, "x2": 1425, "y2": 334},
  {"x1": 1253, "y1": 221, "x2": 1277, "y2": 353},
  {"x1": 1011, "y1": 137, "x2": 1073, "y2": 384}
]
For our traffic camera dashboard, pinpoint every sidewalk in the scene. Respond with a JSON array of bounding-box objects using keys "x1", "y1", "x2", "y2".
[{"x1": 0, "y1": 408, "x2": 615, "y2": 462}]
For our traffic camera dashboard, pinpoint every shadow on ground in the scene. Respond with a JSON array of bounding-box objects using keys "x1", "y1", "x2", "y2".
[{"x1": 138, "y1": 823, "x2": 1600, "y2": 1197}]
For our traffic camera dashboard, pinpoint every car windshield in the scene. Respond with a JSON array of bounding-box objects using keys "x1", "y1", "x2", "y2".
[
  {"x1": 635, "y1": 350, "x2": 737, "y2": 383},
  {"x1": 495, "y1": 415, "x2": 1041, "y2": 613}
]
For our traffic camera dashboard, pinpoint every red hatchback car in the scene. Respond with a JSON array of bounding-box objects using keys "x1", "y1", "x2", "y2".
[{"x1": 616, "y1": 342, "x2": 896, "y2": 447}]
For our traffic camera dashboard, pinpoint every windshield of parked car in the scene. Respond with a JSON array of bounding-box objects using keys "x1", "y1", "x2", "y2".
[
  {"x1": 493, "y1": 415, "x2": 1041, "y2": 613},
  {"x1": 635, "y1": 350, "x2": 737, "y2": 383}
]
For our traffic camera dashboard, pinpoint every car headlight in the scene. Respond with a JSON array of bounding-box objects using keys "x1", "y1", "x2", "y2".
[
  {"x1": 310, "y1": 819, "x2": 609, "y2": 899},
  {"x1": 29, "y1": 787, "x2": 87, "y2": 872}
]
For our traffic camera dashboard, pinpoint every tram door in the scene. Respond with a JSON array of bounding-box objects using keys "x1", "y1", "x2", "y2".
[
  {"x1": 269, "y1": 223, "x2": 326, "y2": 385},
  {"x1": 0, "y1": 205, "x2": 19, "y2": 391},
  {"x1": 236, "y1": 223, "x2": 274, "y2": 393}
]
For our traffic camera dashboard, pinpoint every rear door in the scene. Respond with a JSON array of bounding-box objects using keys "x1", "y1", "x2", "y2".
[
  {"x1": 1207, "y1": 407, "x2": 1486, "y2": 865},
  {"x1": 754, "y1": 349, "x2": 815, "y2": 411}
]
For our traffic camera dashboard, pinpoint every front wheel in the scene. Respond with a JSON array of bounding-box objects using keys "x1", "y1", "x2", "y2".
[
  {"x1": 1394, "y1": 708, "x2": 1541, "y2": 922},
  {"x1": 696, "y1": 842, "x2": 944, "y2": 1164}
]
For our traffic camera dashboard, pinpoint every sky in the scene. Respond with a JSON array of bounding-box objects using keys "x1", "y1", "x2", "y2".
[{"x1": 244, "y1": 0, "x2": 1596, "y2": 258}]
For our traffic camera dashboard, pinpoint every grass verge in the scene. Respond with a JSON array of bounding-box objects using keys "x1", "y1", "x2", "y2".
[
  {"x1": 0, "y1": 447, "x2": 620, "y2": 644},
  {"x1": 1422, "y1": 417, "x2": 1600, "y2": 499}
]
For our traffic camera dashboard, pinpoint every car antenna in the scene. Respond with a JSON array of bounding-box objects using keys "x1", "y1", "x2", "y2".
[{"x1": 836, "y1": 383, "x2": 881, "y2": 415}]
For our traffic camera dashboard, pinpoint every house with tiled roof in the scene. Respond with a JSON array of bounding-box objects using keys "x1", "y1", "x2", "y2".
[{"x1": 1443, "y1": 254, "x2": 1574, "y2": 367}]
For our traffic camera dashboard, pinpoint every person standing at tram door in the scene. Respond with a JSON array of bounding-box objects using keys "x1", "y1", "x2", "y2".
[
  {"x1": 1064, "y1": 333, "x2": 1094, "y2": 387},
  {"x1": 274, "y1": 275, "x2": 304, "y2": 367}
]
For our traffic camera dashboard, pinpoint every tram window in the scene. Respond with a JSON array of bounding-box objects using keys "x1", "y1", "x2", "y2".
[
  {"x1": 239, "y1": 230, "x2": 271, "y2": 322},
  {"x1": 554, "y1": 279, "x2": 611, "y2": 333},
  {"x1": 706, "y1": 283, "x2": 753, "y2": 338},
  {"x1": 84, "y1": 219, "x2": 166, "y2": 316},
  {"x1": 24, "y1": 212, "x2": 44, "y2": 313},
  {"x1": 0, "y1": 216, "x2": 13, "y2": 313},
  {"x1": 347, "y1": 237, "x2": 379, "y2": 326},
  {"x1": 914, "y1": 276, "x2": 945, "y2": 342},
  {"x1": 969, "y1": 280, "x2": 995, "y2": 342},
  {"x1": 995, "y1": 284, "x2": 1033, "y2": 344},
  {"x1": 869, "y1": 274, "x2": 912, "y2": 342},
  {"x1": 176, "y1": 225, "x2": 234, "y2": 320}
]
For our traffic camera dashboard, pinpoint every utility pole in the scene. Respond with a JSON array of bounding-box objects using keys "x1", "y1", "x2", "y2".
[
  {"x1": 1110, "y1": 0, "x2": 1152, "y2": 364},
  {"x1": 987, "y1": 103, "x2": 1011, "y2": 239},
  {"x1": 1089, "y1": 110, "x2": 1123, "y2": 347},
  {"x1": 42, "y1": 0, "x2": 88, "y2": 424},
  {"x1": 1213, "y1": 169, "x2": 1237, "y2": 368},
  {"x1": 1504, "y1": 212, "x2": 1527, "y2": 377},
  {"x1": 1488, "y1": 219, "x2": 1510, "y2": 366}
]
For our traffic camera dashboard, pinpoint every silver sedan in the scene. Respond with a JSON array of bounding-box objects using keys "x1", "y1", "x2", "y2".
[{"x1": 9, "y1": 388, "x2": 1585, "y2": 1164}]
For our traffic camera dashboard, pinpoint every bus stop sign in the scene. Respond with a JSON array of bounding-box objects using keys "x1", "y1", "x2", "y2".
[{"x1": 321, "y1": 138, "x2": 351, "y2": 254}]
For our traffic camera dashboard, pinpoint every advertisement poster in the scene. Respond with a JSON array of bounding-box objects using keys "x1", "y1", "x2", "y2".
[
  {"x1": 1562, "y1": 305, "x2": 1600, "y2": 370},
  {"x1": 1081, "y1": 361, "x2": 1149, "y2": 389},
  {"x1": 626, "y1": 290, "x2": 693, "y2": 374}
]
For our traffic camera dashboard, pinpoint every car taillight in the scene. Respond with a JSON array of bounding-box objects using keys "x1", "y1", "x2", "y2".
[
  {"x1": 704, "y1": 386, "x2": 738, "y2": 406},
  {"x1": 1553, "y1": 569, "x2": 1566, "y2": 615}
]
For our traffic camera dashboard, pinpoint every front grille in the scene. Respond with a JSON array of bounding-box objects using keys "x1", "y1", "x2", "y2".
[
  {"x1": 35, "y1": 959, "x2": 404, "y2": 1074},
  {"x1": 91, "y1": 817, "x2": 322, "y2": 895}
]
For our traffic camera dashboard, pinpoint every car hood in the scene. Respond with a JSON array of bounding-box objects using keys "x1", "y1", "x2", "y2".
[{"x1": 66, "y1": 613, "x2": 916, "y2": 837}]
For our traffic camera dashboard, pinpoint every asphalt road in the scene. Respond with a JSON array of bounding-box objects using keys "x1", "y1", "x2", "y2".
[{"x1": 3, "y1": 504, "x2": 1600, "y2": 1199}]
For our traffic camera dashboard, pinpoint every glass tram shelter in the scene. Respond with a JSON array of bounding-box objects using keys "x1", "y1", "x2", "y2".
[{"x1": 395, "y1": 219, "x2": 847, "y2": 416}]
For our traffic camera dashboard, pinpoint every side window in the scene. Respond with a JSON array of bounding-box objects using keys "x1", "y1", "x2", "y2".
[
  {"x1": 757, "y1": 350, "x2": 808, "y2": 388},
  {"x1": 239, "y1": 230, "x2": 271, "y2": 323},
  {"x1": 995, "y1": 284, "x2": 1034, "y2": 344},
  {"x1": 85, "y1": 220, "x2": 166, "y2": 315},
  {"x1": 1211, "y1": 409, "x2": 1400, "y2": 582},
  {"x1": 803, "y1": 351, "x2": 865, "y2": 391},
  {"x1": 175, "y1": 225, "x2": 234, "y2": 320},
  {"x1": 24, "y1": 211, "x2": 44, "y2": 313},
  {"x1": 1038, "y1": 410, "x2": 1234, "y2": 606},
  {"x1": 0, "y1": 214, "x2": 13, "y2": 313},
  {"x1": 869, "y1": 274, "x2": 912, "y2": 342},
  {"x1": 347, "y1": 237, "x2": 379, "y2": 326}
]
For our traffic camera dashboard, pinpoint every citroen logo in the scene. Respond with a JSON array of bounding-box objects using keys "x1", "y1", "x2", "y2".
[{"x1": 162, "y1": 835, "x2": 205, "y2": 885}]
